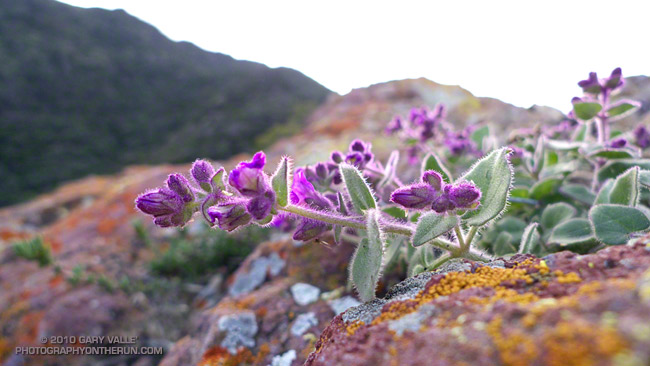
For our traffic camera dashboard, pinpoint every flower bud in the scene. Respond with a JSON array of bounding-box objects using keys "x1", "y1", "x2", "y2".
[
  {"x1": 431, "y1": 193, "x2": 455, "y2": 214},
  {"x1": 608, "y1": 138, "x2": 627, "y2": 149},
  {"x1": 604, "y1": 67, "x2": 624, "y2": 90},
  {"x1": 293, "y1": 218, "x2": 332, "y2": 241},
  {"x1": 167, "y1": 174, "x2": 194, "y2": 203},
  {"x1": 207, "y1": 200, "x2": 252, "y2": 232},
  {"x1": 634, "y1": 125, "x2": 650, "y2": 149},
  {"x1": 385, "y1": 116, "x2": 403, "y2": 135},
  {"x1": 330, "y1": 151, "x2": 344, "y2": 164},
  {"x1": 390, "y1": 183, "x2": 437, "y2": 209},
  {"x1": 136, "y1": 188, "x2": 194, "y2": 227},
  {"x1": 246, "y1": 190, "x2": 276, "y2": 220},
  {"x1": 228, "y1": 152, "x2": 268, "y2": 196},
  {"x1": 578, "y1": 72, "x2": 602, "y2": 95},
  {"x1": 349, "y1": 139, "x2": 369, "y2": 153},
  {"x1": 191, "y1": 160, "x2": 216, "y2": 191},
  {"x1": 421, "y1": 170, "x2": 443, "y2": 191},
  {"x1": 448, "y1": 182, "x2": 482, "y2": 209},
  {"x1": 315, "y1": 163, "x2": 329, "y2": 180}
]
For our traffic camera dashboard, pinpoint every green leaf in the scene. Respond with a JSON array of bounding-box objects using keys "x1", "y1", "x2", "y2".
[
  {"x1": 334, "y1": 225, "x2": 342, "y2": 245},
  {"x1": 470, "y1": 125, "x2": 490, "y2": 151},
  {"x1": 533, "y1": 136, "x2": 545, "y2": 174},
  {"x1": 349, "y1": 210, "x2": 385, "y2": 301},
  {"x1": 589, "y1": 204, "x2": 650, "y2": 245},
  {"x1": 412, "y1": 212, "x2": 459, "y2": 247},
  {"x1": 493, "y1": 232, "x2": 515, "y2": 256},
  {"x1": 541, "y1": 202, "x2": 577, "y2": 230},
  {"x1": 640, "y1": 170, "x2": 650, "y2": 189},
  {"x1": 608, "y1": 166, "x2": 640, "y2": 206},
  {"x1": 340, "y1": 163, "x2": 376, "y2": 213},
  {"x1": 519, "y1": 222, "x2": 540, "y2": 254},
  {"x1": 573, "y1": 102, "x2": 602, "y2": 120},
  {"x1": 589, "y1": 149, "x2": 636, "y2": 160},
  {"x1": 545, "y1": 139, "x2": 585, "y2": 151},
  {"x1": 382, "y1": 206, "x2": 407, "y2": 220},
  {"x1": 606, "y1": 100, "x2": 640, "y2": 120},
  {"x1": 548, "y1": 218, "x2": 594, "y2": 245},
  {"x1": 271, "y1": 157, "x2": 291, "y2": 207},
  {"x1": 422, "y1": 152, "x2": 452, "y2": 183},
  {"x1": 559, "y1": 184, "x2": 595, "y2": 205},
  {"x1": 529, "y1": 178, "x2": 562, "y2": 201},
  {"x1": 595, "y1": 180, "x2": 615, "y2": 205},
  {"x1": 597, "y1": 159, "x2": 650, "y2": 183},
  {"x1": 384, "y1": 236, "x2": 404, "y2": 267},
  {"x1": 378, "y1": 150, "x2": 399, "y2": 188},
  {"x1": 460, "y1": 147, "x2": 513, "y2": 226}
]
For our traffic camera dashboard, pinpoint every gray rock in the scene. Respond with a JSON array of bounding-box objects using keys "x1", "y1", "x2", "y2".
[
  {"x1": 218, "y1": 312, "x2": 258, "y2": 354},
  {"x1": 290, "y1": 312, "x2": 318, "y2": 336},
  {"x1": 229, "y1": 253, "x2": 285, "y2": 296},
  {"x1": 290, "y1": 283, "x2": 321, "y2": 306},
  {"x1": 388, "y1": 304, "x2": 438, "y2": 336},
  {"x1": 328, "y1": 296, "x2": 361, "y2": 315},
  {"x1": 269, "y1": 349, "x2": 297, "y2": 366},
  {"x1": 342, "y1": 298, "x2": 386, "y2": 324}
]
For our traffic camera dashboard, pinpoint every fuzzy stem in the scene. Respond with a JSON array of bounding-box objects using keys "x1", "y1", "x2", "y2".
[
  {"x1": 454, "y1": 226, "x2": 466, "y2": 250},
  {"x1": 464, "y1": 226, "x2": 479, "y2": 249},
  {"x1": 279, "y1": 205, "x2": 413, "y2": 237},
  {"x1": 427, "y1": 253, "x2": 452, "y2": 270}
]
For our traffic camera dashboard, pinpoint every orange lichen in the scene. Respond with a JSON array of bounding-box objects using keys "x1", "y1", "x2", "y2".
[
  {"x1": 487, "y1": 315, "x2": 539, "y2": 366},
  {"x1": 373, "y1": 265, "x2": 534, "y2": 325},
  {"x1": 197, "y1": 346, "x2": 255, "y2": 366},
  {"x1": 469, "y1": 286, "x2": 539, "y2": 306},
  {"x1": 555, "y1": 271, "x2": 582, "y2": 284},
  {"x1": 346, "y1": 320, "x2": 365, "y2": 336},
  {"x1": 541, "y1": 320, "x2": 628, "y2": 366}
]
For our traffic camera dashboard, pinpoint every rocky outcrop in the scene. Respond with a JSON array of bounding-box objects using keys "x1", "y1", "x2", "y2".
[{"x1": 306, "y1": 241, "x2": 650, "y2": 366}]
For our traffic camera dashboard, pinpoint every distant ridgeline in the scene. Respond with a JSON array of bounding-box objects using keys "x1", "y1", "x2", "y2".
[{"x1": 0, "y1": 0, "x2": 330, "y2": 206}]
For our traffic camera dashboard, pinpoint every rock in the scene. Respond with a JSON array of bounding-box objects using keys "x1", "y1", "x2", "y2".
[
  {"x1": 290, "y1": 312, "x2": 319, "y2": 337},
  {"x1": 270, "y1": 349, "x2": 296, "y2": 366},
  {"x1": 217, "y1": 312, "x2": 258, "y2": 354},
  {"x1": 306, "y1": 242, "x2": 650, "y2": 366},
  {"x1": 229, "y1": 253, "x2": 286, "y2": 296},
  {"x1": 328, "y1": 296, "x2": 361, "y2": 315},
  {"x1": 290, "y1": 283, "x2": 321, "y2": 306}
]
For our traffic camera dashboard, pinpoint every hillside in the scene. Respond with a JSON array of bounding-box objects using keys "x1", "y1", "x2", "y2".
[{"x1": 0, "y1": 0, "x2": 331, "y2": 206}]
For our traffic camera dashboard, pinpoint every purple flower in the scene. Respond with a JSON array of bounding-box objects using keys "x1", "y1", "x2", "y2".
[
  {"x1": 608, "y1": 138, "x2": 628, "y2": 149},
  {"x1": 390, "y1": 183, "x2": 437, "y2": 210},
  {"x1": 191, "y1": 160, "x2": 216, "y2": 186},
  {"x1": 385, "y1": 116, "x2": 403, "y2": 135},
  {"x1": 634, "y1": 125, "x2": 650, "y2": 149},
  {"x1": 167, "y1": 174, "x2": 194, "y2": 203},
  {"x1": 293, "y1": 218, "x2": 332, "y2": 241},
  {"x1": 578, "y1": 72, "x2": 602, "y2": 95},
  {"x1": 135, "y1": 188, "x2": 194, "y2": 227},
  {"x1": 604, "y1": 67, "x2": 624, "y2": 90},
  {"x1": 350, "y1": 139, "x2": 368, "y2": 153},
  {"x1": 330, "y1": 151, "x2": 344, "y2": 164},
  {"x1": 345, "y1": 152, "x2": 365, "y2": 168},
  {"x1": 228, "y1": 152, "x2": 268, "y2": 196},
  {"x1": 448, "y1": 182, "x2": 481, "y2": 209},
  {"x1": 290, "y1": 169, "x2": 332, "y2": 210},
  {"x1": 246, "y1": 190, "x2": 276, "y2": 220},
  {"x1": 207, "y1": 200, "x2": 252, "y2": 232},
  {"x1": 422, "y1": 170, "x2": 443, "y2": 191}
]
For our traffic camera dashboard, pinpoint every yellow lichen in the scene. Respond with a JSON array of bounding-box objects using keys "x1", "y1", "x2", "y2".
[{"x1": 346, "y1": 320, "x2": 365, "y2": 336}]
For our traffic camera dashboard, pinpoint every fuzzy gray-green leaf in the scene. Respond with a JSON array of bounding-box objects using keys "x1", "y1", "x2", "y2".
[
  {"x1": 608, "y1": 166, "x2": 640, "y2": 206},
  {"x1": 589, "y1": 204, "x2": 650, "y2": 245},
  {"x1": 271, "y1": 157, "x2": 291, "y2": 207},
  {"x1": 549, "y1": 218, "x2": 594, "y2": 246},
  {"x1": 460, "y1": 147, "x2": 513, "y2": 226},
  {"x1": 350, "y1": 210, "x2": 385, "y2": 301},
  {"x1": 541, "y1": 202, "x2": 577, "y2": 230},
  {"x1": 519, "y1": 222, "x2": 540, "y2": 254},
  {"x1": 340, "y1": 163, "x2": 376, "y2": 214},
  {"x1": 412, "y1": 213, "x2": 459, "y2": 247}
]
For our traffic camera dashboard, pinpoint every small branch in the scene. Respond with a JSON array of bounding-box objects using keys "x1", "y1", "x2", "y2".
[
  {"x1": 454, "y1": 226, "x2": 466, "y2": 250},
  {"x1": 427, "y1": 253, "x2": 452, "y2": 270},
  {"x1": 465, "y1": 226, "x2": 479, "y2": 249}
]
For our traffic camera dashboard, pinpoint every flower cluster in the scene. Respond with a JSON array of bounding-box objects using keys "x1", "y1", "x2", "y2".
[
  {"x1": 390, "y1": 170, "x2": 481, "y2": 214},
  {"x1": 386, "y1": 104, "x2": 482, "y2": 163},
  {"x1": 577, "y1": 68, "x2": 624, "y2": 96},
  {"x1": 303, "y1": 139, "x2": 376, "y2": 191},
  {"x1": 135, "y1": 153, "x2": 277, "y2": 232}
]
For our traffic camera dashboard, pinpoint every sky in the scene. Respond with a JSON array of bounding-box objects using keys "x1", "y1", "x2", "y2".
[{"x1": 58, "y1": 0, "x2": 650, "y2": 111}]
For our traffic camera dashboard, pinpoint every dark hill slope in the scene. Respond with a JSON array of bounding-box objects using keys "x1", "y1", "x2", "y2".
[{"x1": 0, "y1": 0, "x2": 330, "y2": 206}]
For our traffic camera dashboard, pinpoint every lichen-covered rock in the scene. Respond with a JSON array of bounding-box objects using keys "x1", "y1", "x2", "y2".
[{"x1": 306, "y1": 241, "x2": 650, "y2": 366}]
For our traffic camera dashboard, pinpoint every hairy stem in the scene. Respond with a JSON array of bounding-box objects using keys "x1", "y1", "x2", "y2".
[
  {"x1": 427, "y1": 253, "x2": 452, "y2": 270},
  {"x1": 279, "y1": 205, "x2": 413, "y2": 236},
  {"x1": 454, "y1": 226, "x2": 466, "y2": 250},
  {"x1": 465, "y1": 226, "x2": 479, "y2": 249}
]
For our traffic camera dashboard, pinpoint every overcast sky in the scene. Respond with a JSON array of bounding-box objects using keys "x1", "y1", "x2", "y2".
[{"x1": 58, "y1": 0, "x2": 649, "y2": 111}]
